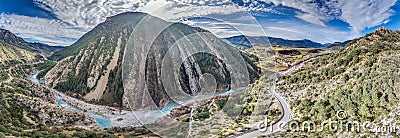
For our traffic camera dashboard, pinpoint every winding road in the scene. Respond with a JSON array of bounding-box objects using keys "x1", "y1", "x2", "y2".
[
  {"x1": 2, "y1": 67, "x2": 14, "y2": 84},
  {"x1": 236, "y1": 83, "x2": 291, "y2": 138},
  {"x1": 235, "y1": 56, "x2": 321, "y2": 138},
  {"x1": 2, "y1": 61, "x2": 44, "y2": 84}
]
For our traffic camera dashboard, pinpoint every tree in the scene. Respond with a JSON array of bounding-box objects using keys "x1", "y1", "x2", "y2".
[
  {"x1": 0, "y1": 132, "x2": 5, "y2": 138},
  {"x1": 359, "y1": 104, "x2": 372, "y2": 120},
  {"x1": 343, "y1": 74, "x2": 349, "y2": 81}
]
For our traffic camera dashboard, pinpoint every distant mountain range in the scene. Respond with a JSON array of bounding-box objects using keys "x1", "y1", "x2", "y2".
[
  {"x1": 0, "y1": 29, "x2": 64, "y2": 56},
  {"x1": 224, "y1": 35, "x2": 350, "y2": 49},
  {"x1": 323, "y1": 40, "x2": 352, "y2": 51}
]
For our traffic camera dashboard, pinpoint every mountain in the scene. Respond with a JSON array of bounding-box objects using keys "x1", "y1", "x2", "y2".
[
  {"x1": 324, "y1": 40, "x2": 352, "y2": 51},
  {"x1": 223, "y1": 35, "x2": 324, "y2": 49},
  {"x1": 0, "y1": 29, "x2": 64, "y2": 56},
  {"x1": 276, "y1": 27, "x2": 400, "y2": 137},
  {"x1": 0, "y1": 40, "x2": 37, "y2": 64},
  {"x1": 45, "y1": 12, "x2": 260, "y2": 110}
]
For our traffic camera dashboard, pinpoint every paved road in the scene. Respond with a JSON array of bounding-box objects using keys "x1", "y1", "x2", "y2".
[
  {"x1": 2, "y1": 61, "x2": 43, "y2": 84},
  {"x1": 236, "y1": 83, "x2": 291, "y2": 138},
  {"x1": 235, "y1": 56, "x2": 322, "y2": 138},
  {"x1": 2, "y1": 68, "x2": 14, "y2": 84}
]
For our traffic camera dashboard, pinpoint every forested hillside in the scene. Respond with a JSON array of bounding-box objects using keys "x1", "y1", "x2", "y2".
[
  {"x1": 276, "y1": 28, "x2": 400, "y2": 137},
  {"x1": 0, "y1": 40, "x2": 37, "y2": 64}
]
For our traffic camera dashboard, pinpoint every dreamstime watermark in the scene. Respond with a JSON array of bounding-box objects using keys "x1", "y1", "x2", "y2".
[{"x1": 257, "y1": 110, "x2": 400, "y2": 134}]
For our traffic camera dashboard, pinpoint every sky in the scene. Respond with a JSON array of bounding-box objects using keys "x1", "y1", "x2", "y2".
[{"x1": 0, "y1": 0, "x2": 399, "y2": 46}]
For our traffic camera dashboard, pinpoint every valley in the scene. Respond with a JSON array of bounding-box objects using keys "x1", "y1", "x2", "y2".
[
  {"x1": 247, "y1": 46, "x2": 332, "y2": 73},
  {"x1": 0, "y1": 9, "x2": 399, "y2": 138},
  {"x1": 31, "y1": 70, "x2": 249, "y2": 129}
]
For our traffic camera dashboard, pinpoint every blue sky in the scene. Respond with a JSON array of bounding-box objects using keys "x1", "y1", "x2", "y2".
[{"x1": 0, "y1": 0, "x2": 399, "y2": 46}]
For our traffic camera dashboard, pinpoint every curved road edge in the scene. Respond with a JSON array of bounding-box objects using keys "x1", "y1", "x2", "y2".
[{"x1": 235, "y1": 82, "x2": 291, "y2": 138}]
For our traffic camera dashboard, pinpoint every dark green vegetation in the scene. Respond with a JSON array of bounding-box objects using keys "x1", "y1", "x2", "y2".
[
  {"x1": 277, "y1": 49, "x2": 301, "y2": 55},
  {"x1": 0, "y1": 64, "x2": 117, "y2": 138},
  {"x1": 45, "y1": 12, "x2": 260, "y2": 109},
  {"x1": 179, "y1": 52, "x2": 231, "y2": 94},
  {"x1": 278, "y1": 28, "x2": 400, "y2": 137},
  {"x1": 34, "y1": 60, "x2": 57, "y2": 79},
  {"x1": 0, "y1": 66, "x2": 7, "y2": 81},
  {"x1": 178, "y1": 52, "x2": 259, "y2": 95}
]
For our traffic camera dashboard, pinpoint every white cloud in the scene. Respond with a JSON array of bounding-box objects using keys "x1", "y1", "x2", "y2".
[
  {"x1": 262, "y1": 20, "x2": 357, "y2": 43},
  {"x1": 187, "y1": 19, "x2": 266, "y2": 38},
  {"x1": 260, "y1": 0, "x2": 335, "y2": 25},
  {"x1": 0, "y1": 0, "x2": 397, "y2": 46},
  {"x1": 26, "y1": 0, "x2": 252, "y2": 45},
  {"x1": 33, "y1": 0, "x2": 144, "y2": 30},
  {"x1": 33, "y1": 0, "x2": 241, "y2": 30},
  {"x1": 334, "y1": 0, "x2": 397, "y2": 33},
  {"x1": 296, "y1": 14, "x2": 327, "y2": 27},
  {"x1": 0, "y1": 13, "x2": 86, "y2": 46},
  {"x1": 260, "y1": 0, "x2": 397, "y2": 35},
  {"x1": 142, "y1": 2, "x2": 245, "y2": 21}
]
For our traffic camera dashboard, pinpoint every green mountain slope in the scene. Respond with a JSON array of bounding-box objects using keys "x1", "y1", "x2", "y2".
[
  {"x1": 0, "y1": 40, "x2": 36, "y2": 64},
  {"x1": 276, "y1": 28, "x2": 400, "y2": 137},
  {"x1": 0, "y1": 29, "x2": 64, "y2": 56},
  {"x1": 45, "y1": 12, "x2": 260, "y2": 110},
  {"x1": 0, "y1": 62, "x2": 115, "y2": 137}
]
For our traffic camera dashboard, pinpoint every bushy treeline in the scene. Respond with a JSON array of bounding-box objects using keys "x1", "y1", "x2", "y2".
[{"x1": 278, "y1": 29, "x2": 400, "y2": 136}]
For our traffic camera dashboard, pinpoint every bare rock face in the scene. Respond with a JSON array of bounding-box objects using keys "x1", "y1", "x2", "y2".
[
  {"x1": 45, "y1": 12, "x2": 260, "y2": 110},
  {"x1": 43, "y1": 56, "x2": 73, "y2": 87}
]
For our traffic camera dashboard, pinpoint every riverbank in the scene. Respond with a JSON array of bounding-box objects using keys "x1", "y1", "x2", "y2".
[
  {"x1": 57, "y1": 92, "x2": 141, "y2": 128},
  {"x1": 57, "y1": 88, "x2": 245, "y2": 128},
  {"x1": 31, "y1": 71, "x2": 243, "y2": 128}
]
